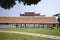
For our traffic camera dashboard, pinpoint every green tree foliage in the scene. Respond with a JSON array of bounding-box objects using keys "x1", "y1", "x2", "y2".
[
  {"x1": 58, "y1": 18, "x2": 60, "y2": 23},
  {"x1": 0, "y1": 0, "x2": 41, "y2": 9},
  {"x1": 54, "y1": 14, "x2": 60, "y2": 23},
  {"x1": 0, "y1": 0, "x2": 16, "y2": 9}
]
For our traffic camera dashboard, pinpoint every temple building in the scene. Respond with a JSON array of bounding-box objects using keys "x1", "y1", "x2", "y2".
[{"x1": 0, "y1": 12, "x2": 59, "y2": 28}]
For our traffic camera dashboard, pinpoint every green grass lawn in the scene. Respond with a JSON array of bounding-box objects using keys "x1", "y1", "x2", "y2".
[
  {"x1": 0, "y1": 32, "x2": 55, "y2": 40},
  {"x1": 0, "y1": 28, "x2": 60, "y2": 36}
]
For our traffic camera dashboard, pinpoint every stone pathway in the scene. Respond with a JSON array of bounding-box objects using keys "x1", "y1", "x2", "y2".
[{"x1": 0, "y1": 30, "x2": 60, "y2": 40}]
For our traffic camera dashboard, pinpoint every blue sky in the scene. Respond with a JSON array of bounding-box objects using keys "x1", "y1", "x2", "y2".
[{"x1": 0, "y1": 0, "x2": 60, "y2": 17}]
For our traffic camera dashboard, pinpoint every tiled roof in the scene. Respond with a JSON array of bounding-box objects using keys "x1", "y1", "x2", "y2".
[
  {"x1": 20, "y1": 12, "x2": 40, "y2": 16},
  {"x1": 0, "y1": 16, "x2": 59, "y2": 24}
]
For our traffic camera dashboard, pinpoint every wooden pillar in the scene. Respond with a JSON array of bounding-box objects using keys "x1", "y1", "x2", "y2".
[
  {"x1": 24, "y1": 24, "x2": 26, "y2": 28},
  {"x1": 47, "y1": 24, "x2": 50, "y2": 28},
  {"x1": 23, "y1": 24, "x2": 24, "y2": 28},
  {"x1": 36, "y1": 24, "x2": 39, "y2": 28},
  {"x1": 38, "y1": 24, "x2": 39, "y2": 28},
  {"x1": 33, "y1": 24, "x2": 34, "y2": 28},
  {"x1": 55, "y1": 24, "x2": 58, "y2": 29},
  {"x1": 32, "y1": 24, "x2": 34, "y2": 28},
  {"x1": 34, "y1": 24, "x2": 36, "y2": 28},
  {"x1": 33, "y1": 24, "x2": 35, "y2": 28},
  {"x1": 23, "y1": 24, "x2": 25, "y2": 28},
  {"x1": 46, "y1": 24, "x2": 48, "y2": 28},
  {"x1": 20, "y1": 24, "x2": 22, "y2": 28},
  {"x1": 28, "y1": 24, "x2": 30, "y2": 28},
  {"x1": 19, "y1": 24, "x2": 21, "y2": 28},
  {"x1": 25, "y1": 24, "x2": 26, "y2": 28},
  {"x1": 21, "y1": 24, "x2": 23, "y2": 28},
  {"x1": 43, "y1": 24, "x2": 44, "y2": 28},
  {"x1": 15, "y1": 24, "x2": 19, "y2": 28},
  {"x1": 22, "y1": 24, "x2": 24, "y2": 28}
]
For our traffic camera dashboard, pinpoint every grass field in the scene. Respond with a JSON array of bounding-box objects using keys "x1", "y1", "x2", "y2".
[
  {"x1": 0, "y1": 32, "x2": 55, "y2": 40},
  {"x1": 0, "y1": 28, "x2": 60, "y2": 36}
]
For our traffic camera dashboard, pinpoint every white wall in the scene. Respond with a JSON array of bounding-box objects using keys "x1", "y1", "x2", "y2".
[{"x1": 0, "y1": 24, "x2": 15, "y2": 28}]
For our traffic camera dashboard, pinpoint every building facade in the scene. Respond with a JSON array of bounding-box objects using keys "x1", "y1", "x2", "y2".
[{"x1": 0, "y1": 12, "x2": 59, "y2": 28}]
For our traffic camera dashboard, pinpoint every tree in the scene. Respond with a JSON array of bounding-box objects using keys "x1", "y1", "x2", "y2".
[
  {"x1": 0, "y1": 0, "x2": 41, "y2": 9},
  {"x1": 54, "y1": 13, "x2": 60, "y2": 23},
  {"x1": 54, "y1": 13, "x2": 60, "y2": 28},
  {"x1": 58, "y1": 18, "x2": 60, "y2": 23},
  {"x1": 54, "y1": 13, "x2": 60, "y2": 27}
]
